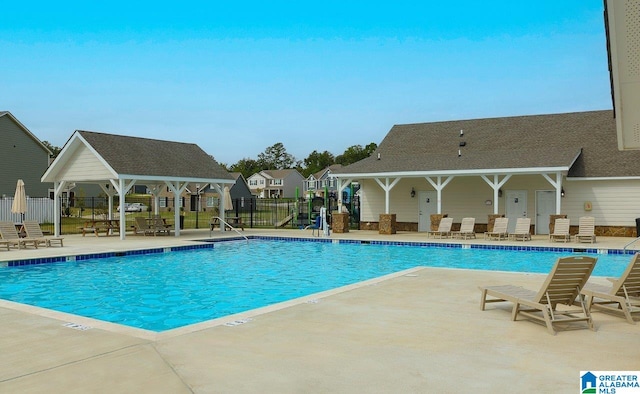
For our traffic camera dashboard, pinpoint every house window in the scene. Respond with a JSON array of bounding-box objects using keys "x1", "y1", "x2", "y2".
[
  {"x1": 206, "y1": 196, "x2": 218, "y2": 207},
  {"x1": 160, "y1": 198, "x2": 167, "y2": 208},
  {"x1": 272, "y1": 179, "x2": 283, "y2": 186},
  {"x1": 249, "y1": 180, "x2": 257, "y2": 186}
]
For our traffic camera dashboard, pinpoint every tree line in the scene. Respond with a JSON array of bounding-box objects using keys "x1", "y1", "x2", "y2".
[
  {"x1": 222, "y1": 142, "x2": 378, "y2": 179},
  {"x1": 43, "y1": 139, "x2": 378, "y2": 180}
]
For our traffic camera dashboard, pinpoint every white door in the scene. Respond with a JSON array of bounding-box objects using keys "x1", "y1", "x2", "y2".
[
  {"x1": 418, "y1": 191, "x2": 437, "y2": 232},
  {"x1": 536, "y1": 190, "x2": 557, "y2": 235},
  {"x1": 505, "y1": 190, "x2": 528, "y2": 233}
]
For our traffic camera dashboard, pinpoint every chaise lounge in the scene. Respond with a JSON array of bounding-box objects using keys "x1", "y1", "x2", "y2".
[
  {"x1": 479, "y1": 255, "x2": 597, "y2": 335},
  {"x1": 428, "y1": 217, "x2": 453, "y2": 239},
  {"x1": 581, "y1": 253, "x2": 640, "y2": 323},
  {"x1": 23, "y1": 221, "x2": 64, "y2": 247}
]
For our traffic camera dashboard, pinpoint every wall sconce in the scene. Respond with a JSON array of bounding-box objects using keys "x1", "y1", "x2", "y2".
[
  {"x1": 498, "y1": 188, "x2": 503, "y2": 198},
  {"x1": 561, "y1": 187, "x2": 565, "y2": 198},
  {"x1": 410, "y1": 188, "x2": 416, "y2": 198}
]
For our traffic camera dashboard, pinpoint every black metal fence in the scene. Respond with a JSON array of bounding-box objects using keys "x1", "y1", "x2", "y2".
[{"x1": 51, "y1": 196, "x2": 360, "y2": 235}]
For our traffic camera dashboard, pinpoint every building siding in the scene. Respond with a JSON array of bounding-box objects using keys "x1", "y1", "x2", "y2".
[
  {"x1": 57, "y1": 144, "x2": 114, "y2": 181},
  {"x1": 0, "y1": 115, "x2": 51, "y2": 197}
]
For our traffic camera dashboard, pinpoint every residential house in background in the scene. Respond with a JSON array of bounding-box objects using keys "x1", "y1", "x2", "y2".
[
  {"x1": 304, "y1": 164, "x2": 341, "y2": 198},
  {"x1": 0, "y1": 111, "x2": 52, "y2": 197},
  {"x1": 247, "y1": 169, "x2": 305, "y2": 198}
]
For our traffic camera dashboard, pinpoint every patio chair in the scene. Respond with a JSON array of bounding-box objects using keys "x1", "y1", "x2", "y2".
[
  {"x1": 480, "y1": 255, "x2": 597, "y2": 335},
  {"x1": 550, "y1": 218, "x2": 571, "y2": 242},
  {"x1": 152, "y1": 215, "x2": 172, "y2": 236},
  {"x1": 509, "y1": 218, "x2": 531, "y2": 241},
  {"x1": 0, "y1": 221, "x2": 40, "y2": 249},
  {"x1": 22, "y1": 221, "x2": 64, "y2": 247},
  {"x1": 451, "y1": 217, "x2": 476, "y2": 239},
  {"x1": 485, "y1": 217, "x2": 509, "y2": 240},
  {"x1": 581, "y1": 253, "x2": 640, "y2": 323},
  {"x1": 134, "y1": 217, "x2": 155, "y2": 236},
  {"x1": 574, "y1": 216, "x2": 596, "y2": 243},
  {"x1": 428, "y1": 217, "x2": 453, "y2": 239}
]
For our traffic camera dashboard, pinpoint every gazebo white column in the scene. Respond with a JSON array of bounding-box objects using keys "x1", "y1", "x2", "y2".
[
  {"x1": 336, "y1": 177, "x2": 353, "y2": 212},
  {"x1": 111, "y1": 178, "x2": 137, "y2": 240},
  {"x1": 165, "y1": 180, "x2": 189, "y2": 236},
  {"x1": 52, "y1": 180, "x2": 67, "y2": 237}
]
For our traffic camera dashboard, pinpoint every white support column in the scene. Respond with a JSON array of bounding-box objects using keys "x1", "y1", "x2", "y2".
[
  {"x1": 147, "y1": 184, "x2": 164, "y2": 215},
  {"x1": 211, "y1": 183, "x2": 225, "y2": 233},
  {"x1": 481, "y1": 174, "x2": 512, "y2": 214},
  {"x1": 425, "y1": 176, "x2": 454, "y2": 214},
  {"x1": 99, "y1": 184, "x2": 116, "y2": 219},
  {"x1": 541, "y1": 172, "x2": 563, "y2": 214},
  {"x1": 53, "y1": 181, "x2": 67, "y2": 237},
  {"x1": 374, "y1": 177, "x2": 401, "y2": 214},
  {"x1": 110, "y1": 178, "x2": 137, "y2": 239},
  {"x1": 336, "y1": 177, "x2": 352, "y2": 212},
  {"x1": 165, "y1": 180, "x2": 189, "y2": 236}
]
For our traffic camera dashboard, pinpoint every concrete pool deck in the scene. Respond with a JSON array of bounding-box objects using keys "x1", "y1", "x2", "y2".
[{"x1": 1, "y1": 229, "x2": 639, "y2": 393}]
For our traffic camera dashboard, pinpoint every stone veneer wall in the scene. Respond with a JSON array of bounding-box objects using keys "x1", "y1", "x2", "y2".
[{"x1": 358, "y1": 222, "x2": 634, "y2": 236}]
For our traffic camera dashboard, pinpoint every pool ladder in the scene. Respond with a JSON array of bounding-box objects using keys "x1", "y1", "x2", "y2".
[{"x1": 210, "y1": 216, "x2": 249, "y2": 242}]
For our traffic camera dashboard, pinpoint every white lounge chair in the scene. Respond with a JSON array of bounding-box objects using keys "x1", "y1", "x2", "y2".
[
  {"x1": 550, "y1": 218, "x2": 571, "y2": 242},
  {"x1": 485, "y1": 217, "x2": 509, "y2": 240},
  {"x1": 509, "y1": 218, "x2": 531, "y2": 241},
  {"x1": 575, "y1": 216, "x2": 596, "y2": 243},
  {"x1": 451, "y1": 217, "x2": 476, "y2": 239},
  {"x1": 428, "y1": 217, "x2": 453, "y2": 239}
]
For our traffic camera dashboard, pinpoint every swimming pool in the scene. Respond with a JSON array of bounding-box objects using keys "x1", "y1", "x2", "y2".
[{"x1": 0, "y1": 239, "x2": 632, "y2": 332}]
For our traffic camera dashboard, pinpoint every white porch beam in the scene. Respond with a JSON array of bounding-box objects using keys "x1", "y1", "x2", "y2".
[
  {"x1": 52, "y1": 181, "x2": 67, "y2": 237},
  {"x1": 481, "y1": 174, "x2": 512, "y2": 214},
  {"x1": 336, "y1": 178, "x2": 353, "y2": 212},
  {"x1": 374, "y1": 177, "x2": 401, "y2": 214},
  {"x1": 211, "y1": 183, "x2": 226, "y2": 233},
  {"x1": 541, "y1": 172, "x2": 564, "y2": 214},
  {"x1": 165, "y1": 180, "x2": 189, "y2": 236},
  {"x1": 425, "y1": 176, "x2": 454, "y2": 214}
]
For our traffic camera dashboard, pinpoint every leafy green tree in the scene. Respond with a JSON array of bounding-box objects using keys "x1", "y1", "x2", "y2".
[
  {"x1": 302, "y1": 150, "x2": 335, "y2": 177},
  {"x1": 257, "y1": 142, "x2": 296, "y2": 170},
  {"x1": 42, "y1": 140, "x2": 62, "y2": 158},
  {"x1": 335, "y1": 142, "x2": 378, "y2": 166},
  {"x1": 229, "y1": 158, "x2": 262, "y2": 179}
]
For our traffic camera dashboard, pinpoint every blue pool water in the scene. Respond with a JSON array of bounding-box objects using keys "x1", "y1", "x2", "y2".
[{"x1": 0, "y1": 239, "x2": 633, "y2": 332}]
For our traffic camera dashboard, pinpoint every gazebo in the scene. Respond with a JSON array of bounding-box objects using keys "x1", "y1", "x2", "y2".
[{"x1": 41, "y1": 130, "x2": 235, "y2": 239}]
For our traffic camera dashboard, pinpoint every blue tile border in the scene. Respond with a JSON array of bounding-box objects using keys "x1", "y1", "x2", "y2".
[{"x1": 2, "y1": 235, "x2": 637, "y2": 268}]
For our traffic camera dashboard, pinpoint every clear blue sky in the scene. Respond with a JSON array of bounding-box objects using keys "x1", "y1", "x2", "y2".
[{"x1": 1, "y1": 0, "x2": 611, "y2": 165}]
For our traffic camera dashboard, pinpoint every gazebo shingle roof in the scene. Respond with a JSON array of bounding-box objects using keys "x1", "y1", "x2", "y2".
[
  {"x1": 335, "y1": 110, "x2": 640, "y2": 178},
  {"x1": 78, "y1": 131, "x2": 233, "y2": 180}
]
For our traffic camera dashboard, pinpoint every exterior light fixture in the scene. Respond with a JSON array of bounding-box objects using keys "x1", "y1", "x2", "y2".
[
  {"x1": 561, "y1": 188, "x2": 565, "y2": 198},
  {"x1": 411, "y1": 188, "x2": 416, "y2": 198}
]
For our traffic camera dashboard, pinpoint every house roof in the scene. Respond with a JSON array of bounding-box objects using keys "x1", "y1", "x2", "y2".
[
  {"x1": 0, "y1": 111, "x2": 53, "y2": 156},
  {"x1": 313, "y1": 164, "x2": 342, "y2": 180},
  {"x1": 261, "y1": 169, "x2": 302, "y2": 179},
  {"x1": 42, "y1": 130, "x2": 234, "y2": 183},
  {"x1": 77, "y1": 131, "x2": 233, "y2": 180},
  {"x1": 335, "y1": 110, "x2": 639, "y2": 178}
]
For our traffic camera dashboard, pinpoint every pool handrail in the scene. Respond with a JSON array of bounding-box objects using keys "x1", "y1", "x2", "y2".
[
  {"x1": 623, "y1": 236, "x2": 640, "y2": 252},
  {"x1": 210, "y1": 216, "x2": 249, "y2": 242}
]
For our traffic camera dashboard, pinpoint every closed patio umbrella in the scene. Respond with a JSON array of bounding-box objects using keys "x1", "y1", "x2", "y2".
[
  {"x1": 223, "y1": 186, "x2": 233, "y2": 212},
  {"x1": 11, "y1": 179, "x2": 27, "y2": 222}
]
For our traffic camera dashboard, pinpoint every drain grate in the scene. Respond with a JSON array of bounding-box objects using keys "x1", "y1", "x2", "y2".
[
  {"x1": 63, "y1": 322, "x2": 92, "y2": 331},
  {"x1": 224, "y1": 318, "x2": 253, "y2": 327}
]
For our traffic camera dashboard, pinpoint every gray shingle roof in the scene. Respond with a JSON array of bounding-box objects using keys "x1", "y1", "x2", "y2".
[
  {"x1": 335, "y1": 110, "x2": 639, "y2": 178},
  {"x1": 78, "y1": 131, "x2": 233, "y2": 180}
]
